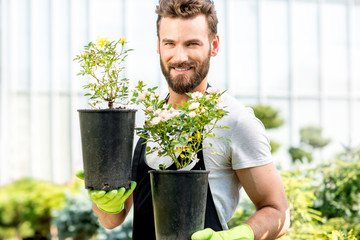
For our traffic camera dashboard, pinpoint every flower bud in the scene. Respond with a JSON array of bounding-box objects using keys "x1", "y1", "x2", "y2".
[{"x1": 120, "y1": 37, "x2": 126, "y2": 45}]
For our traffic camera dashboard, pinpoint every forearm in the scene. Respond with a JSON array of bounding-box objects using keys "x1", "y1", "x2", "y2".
[
  {"x1": 93, "y1": 195, "x2": 133, "y2": 229},
  {"x1": 245, "y1": 206, "x2": 290, "y2": 240}
]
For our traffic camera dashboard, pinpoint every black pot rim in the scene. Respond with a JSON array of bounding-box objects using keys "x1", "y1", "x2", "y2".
[
  {"x1": 78, "y1": 108, "x2": 137, "y2": 113},
  {"x1": 148, "y1": 170, "x2": 210, "y2": 174}
]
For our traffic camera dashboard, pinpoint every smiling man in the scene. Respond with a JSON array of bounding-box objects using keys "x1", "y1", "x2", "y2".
[{"x1": 88, "y1": 1, "x2": 290, "y2": 239}]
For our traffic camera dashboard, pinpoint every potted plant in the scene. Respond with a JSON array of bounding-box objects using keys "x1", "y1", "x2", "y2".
[
  {"x1": 135, "y1": 84, "x2": 229, "y2": 239},
  {"x1": 74, "y1": 37, "x2": 137, "y2": 191}
]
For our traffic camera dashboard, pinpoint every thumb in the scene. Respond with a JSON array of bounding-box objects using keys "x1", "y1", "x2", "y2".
[
  {"x1": 75, "y1": 170, "x2": 84, "y2": 180},
  {"x1": 191, "y1": 228, "x2": 214, "y2": 240}
]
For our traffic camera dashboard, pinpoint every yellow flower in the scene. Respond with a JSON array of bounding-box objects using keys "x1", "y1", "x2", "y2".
[
  {"x1": 82, "y1": 52, "x2": 87, "y2": 58},
  {"x1": 196, "y1": 131, "x2": 201, "y2": 140},
  {"x1": 187, "y1": 137, "x2": 192, "y2": 142},
  {"x1": 180, "y1": 154, "x2": 185, "y2": 158},
  {"x1": 176, "y1": 147, "x2": 182, "y2": 153},
  {"x1": 96, "y1": 36, "x2": 109, "y2": 49},
  {"x1": 120, "y1": 37, "x2": 126, "y2": 45}
]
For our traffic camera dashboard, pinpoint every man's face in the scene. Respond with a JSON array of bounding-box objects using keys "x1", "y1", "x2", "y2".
[{"x1": 157, "y1": 14, "x2": 219, "y2": 94}]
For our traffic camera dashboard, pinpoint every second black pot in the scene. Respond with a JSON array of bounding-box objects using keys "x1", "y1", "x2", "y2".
[{"x1": 149, "y1": 170, "x2": 209, "y2": 240}]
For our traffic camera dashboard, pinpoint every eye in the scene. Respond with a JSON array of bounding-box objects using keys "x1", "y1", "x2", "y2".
[
  {"x1": 188, "y1": 42, "x2": 199, "y2": 46},
  {"x1": 164, "y1": 42, "x2": 175, "y2": 46}
]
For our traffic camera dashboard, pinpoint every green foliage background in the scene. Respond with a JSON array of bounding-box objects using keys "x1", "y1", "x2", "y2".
[
  {"x1": 228, "y1": 149, "x2": 360, "y2": 240},
  {"x1": 0, "y1": 178, "x2": 65, "y2": 239}
]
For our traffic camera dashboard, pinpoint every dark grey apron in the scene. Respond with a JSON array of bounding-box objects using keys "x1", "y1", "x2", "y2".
[{"x1": 131, "y1": 137, "x2": 223, "y2": 240}]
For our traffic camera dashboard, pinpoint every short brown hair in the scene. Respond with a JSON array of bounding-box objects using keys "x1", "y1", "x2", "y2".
[{"x1": 155, "y1": 0, "x2": 218, "y2": 39}]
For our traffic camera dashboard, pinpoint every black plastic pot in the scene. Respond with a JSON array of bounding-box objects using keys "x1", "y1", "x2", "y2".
[
  {"x1": 78, "y1": 109, "x2": 136, "y2": 191},
  {"x1": 149, "y1": 170, "x2": 209, "y2": 240}
]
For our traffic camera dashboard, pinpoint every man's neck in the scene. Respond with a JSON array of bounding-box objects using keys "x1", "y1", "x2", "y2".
[{"x1": 167, "y1": 79, "x2": 208, "y2": 109}]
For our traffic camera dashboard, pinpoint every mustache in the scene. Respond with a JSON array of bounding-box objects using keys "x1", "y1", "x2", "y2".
[{"x1": 168, "y1": 61, "x2": 196, "y2": 69}]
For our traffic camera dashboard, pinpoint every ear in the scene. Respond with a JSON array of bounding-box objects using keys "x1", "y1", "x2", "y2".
[
  {"x1": 157, "y1": 39, "x2": 160, "y2": 54},
  {"x1": 210, "y1": 35, "x2": 219, "y2": 57}
]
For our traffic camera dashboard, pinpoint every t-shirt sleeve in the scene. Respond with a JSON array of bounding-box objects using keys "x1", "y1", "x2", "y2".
[{"x1": 230, "y1": 108, "x2": 273, "y2": 169}]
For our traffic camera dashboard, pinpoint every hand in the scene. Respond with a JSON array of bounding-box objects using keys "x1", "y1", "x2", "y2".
[
  {"x1": 191, "y1": 224, "x2": 254, "y2": 240},
  {"x1": 75, "y1": 170, "x2": 136, "y2": 214}
]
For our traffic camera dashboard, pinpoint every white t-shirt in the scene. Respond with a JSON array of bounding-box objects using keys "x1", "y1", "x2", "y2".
[{"x1": 202, "y1": 93, "x2": 273, "y2": 229}]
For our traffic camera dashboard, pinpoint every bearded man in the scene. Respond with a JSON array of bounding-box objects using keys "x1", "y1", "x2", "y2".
[{"x1": 87, "y1": 1, "x2": 290, "y2": 239}]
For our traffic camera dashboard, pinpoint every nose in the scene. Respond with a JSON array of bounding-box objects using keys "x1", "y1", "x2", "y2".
[{"x1": 173, "y1": 46, "x2": 188, "y2": 63}]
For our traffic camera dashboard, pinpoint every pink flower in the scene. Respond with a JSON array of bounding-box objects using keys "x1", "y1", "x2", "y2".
[
  {"x1": 191, "y1": 91, "x2": 203, "y2": 99},
  {"x1": 207, "y1": 87, "x2": 220, "y2": 94},
  {"x1": 189, "y1": 102, "x2": 200, "y2": 110},
  {"x1": 136, "y1": 93, "x2": 146, "y2": 101},
  {"x1": 150, "y1": 117, "x2": 161, "y2": 126}
]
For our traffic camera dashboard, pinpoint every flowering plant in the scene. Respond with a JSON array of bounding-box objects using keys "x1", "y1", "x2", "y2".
[
  {"x1": 135, "y1": 82, "x2": 230, "y2": 170},
  {"x1": 74, "y1": 37, "x2": 134, "y2": 109}
]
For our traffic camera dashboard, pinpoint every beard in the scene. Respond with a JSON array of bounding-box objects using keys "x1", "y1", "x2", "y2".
[{"x1": 160, "y1": 50, "x2": 211, "y2": 94}]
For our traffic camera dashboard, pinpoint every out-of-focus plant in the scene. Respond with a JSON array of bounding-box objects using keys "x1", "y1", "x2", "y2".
[
  {"x1": 288, "y1": 147, "x2": 313, "y2": 164},
  {"x1": 289, "y1": 125, "x2": 331, "y2": 164},
  {"x1": 250, "y1": 105, "x2": 284, "y2": 129},
  {"x1": 0, "y1": 178, "x2": 64, "y2": 239},
  {"x1": 313, "y1": 159, "x2": 360, "y2": 227},
  {"x1": 52, "y1": 190, "x2": 99, "y2": 240},
  {"x1": 280, "y1": 170, "x2": 325, "y2": 239},
  {"x1": 250, "y1": 104, "x2": 284, "y2": 153},
  {"x1": 300, "y1": 126, "x2": 331, "y2": 149},
  {"x1": 325, "y1": 229, "x2": 358, "y2": 240}
]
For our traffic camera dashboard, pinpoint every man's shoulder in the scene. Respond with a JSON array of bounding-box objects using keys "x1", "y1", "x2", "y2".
[{"x1": 220, "y1": 92, "x2": 256, "y2": 124}]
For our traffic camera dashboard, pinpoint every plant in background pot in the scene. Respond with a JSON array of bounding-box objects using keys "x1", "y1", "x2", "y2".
[
  {"x1": 135, "y1": 84, "x2": 229, "y2": 240},
  {"x1": 74, "y1": 37, "x2": 137, "y2": 191}
]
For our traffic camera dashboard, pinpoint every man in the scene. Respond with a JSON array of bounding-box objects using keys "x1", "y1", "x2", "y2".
[{"x1": 86, "y1": 0, "x2": 290, "y2": 239}]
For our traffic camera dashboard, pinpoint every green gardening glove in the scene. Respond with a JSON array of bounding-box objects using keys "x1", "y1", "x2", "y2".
[
  {"x1": 75, "y1": 170, "x2": 136, "y2": 214},
  {"x1": 191, "y1": 224, "x2": 254, "y2": 240}
]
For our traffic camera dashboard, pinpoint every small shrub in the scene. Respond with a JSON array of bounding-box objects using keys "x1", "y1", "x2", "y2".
[{"x1": 0, "y1": 178, "x2": 64, "y2": 239}]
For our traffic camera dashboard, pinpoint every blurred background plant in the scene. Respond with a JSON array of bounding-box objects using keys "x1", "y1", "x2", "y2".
[
  {"x1": 289, "y1": 125, "x2": 331, "y2": 164},
  {"x1": 51, "y1": 190, "x2": 99, "y2": 240},
  {"x1": 52, "y1": 188, "x2": 133, "y2": 240},
  {"x1": 0, "y1": 178, "x2": 65, "y2": 239}
]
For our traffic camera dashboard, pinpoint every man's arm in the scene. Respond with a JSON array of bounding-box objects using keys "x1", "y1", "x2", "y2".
[
  {"x1": 92, "y1": 194, "x2": 134, "y2": 229},
  {"x1": 236, "y1": 162, "x2": 290, "y2": 240}
]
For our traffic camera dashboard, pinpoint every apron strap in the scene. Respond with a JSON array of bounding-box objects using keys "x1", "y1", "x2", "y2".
[{"x1": 194, "y1": 147, "x2": 223, "y2": 231}]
